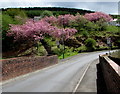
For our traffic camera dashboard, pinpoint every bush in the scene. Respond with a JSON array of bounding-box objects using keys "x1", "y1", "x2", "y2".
[
  {"x1": 106, "y1": 26, "x2": 119, "y2": 33},
  {"x1": 69, "y1": 14, "x2": 88, "y2": 32},
  {"x1": 2, "y1": 10, "x2": 28, "y2": 53},
  {"x1": 96, "y1": 19, "x2": 108, "y2": 31},
  {"x1": 75, "y1": 45, "x2": 87, "y2": 52},
  {"x1": 52, "y1": 46, "x2": 62, "y2": 56},
  {"x1": 85, "y1": 38, "x2": 96, "y2": 51},
  {"x1": 2, "y1": 14, "x2": 15, "y2": 31},
  {"x1": 85, "y1": 21, "x2": 99, "y2": 31},
  {"x1": 41, "y1": 10, "x2": 53, "y2": 18},
  {"x1": 82, "y1": 31, "x2": 89, "y2": 37}
]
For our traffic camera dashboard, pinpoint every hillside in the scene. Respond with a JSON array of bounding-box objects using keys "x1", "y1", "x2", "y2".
[
  {"x1": 2, "y1": 7, "x2": 94, "y2": 18},
  {"x1": 2, "y1": 7, "x2": 120, "y2": 59},
  {"x1": 2, "y1": 7, "x2": 118, "y2": 18}
]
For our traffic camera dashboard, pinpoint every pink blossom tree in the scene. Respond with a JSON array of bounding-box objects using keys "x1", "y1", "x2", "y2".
[
  {"x1": 42, "y1": 14, "x2": 75, "y2": 27},
  {"x1": 7, "y1": 18, "x2": 77, "y2": 55},
  {"x1": 69, "y1": 13, "x2": 89, "y2": 32},
  {"x1": 41, "y1": 16, "x2": 57, "y2": 26},
  {"x1": 84, "y1": 12, "x2": 113, "y2": 22},
  {"x1": 84, "y1": 12, "x2": 113, "y2": 31},
  {"x1": 57, "y1": 14, "x2": 75, "y2": 27},
  {"x1": 8, "y1": 19, "x2": 77, "y2": 41},
  {"x1": 8, "y1": 19, "x2": 51, "y2": 41}
]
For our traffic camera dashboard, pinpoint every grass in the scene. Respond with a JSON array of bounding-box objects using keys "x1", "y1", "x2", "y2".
[
  {"x1": 111, "y1": 50, "x2": 120, "y2": 58},
  {"x1": 58, "y1": 51, "x2": 78, "y2": 59},
  {"x1": 2, "y1": 25, "x2": 119, "y2": 59},
  {"x1": 106, "y1": 26, "x2": 119, "y2": 33}
]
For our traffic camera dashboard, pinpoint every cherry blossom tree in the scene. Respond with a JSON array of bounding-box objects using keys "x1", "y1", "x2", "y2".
[
  {"x1": 57, "y1": 14, "x2": 75, "y2": 27},
  {"x1": 8, "y1": 19, "x2": 51, "y2": 41},
  {"x1": 41, "y1": 16, "x2": 57, "y2": 26},
  {"x1": 42, "y1": 14, "x2": 75, "y2": 27},
  {"x1": 84, "y1": 12, "x2": 113, "y2": 22},
  {"x1": 8, "y1": 19, "x2": 77, "y2": 41},
  {"x1": 7, "y1": 18, "x2": 77, "y2": 55}
]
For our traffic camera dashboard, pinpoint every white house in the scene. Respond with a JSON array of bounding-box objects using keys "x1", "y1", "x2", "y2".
[
  {"x1": 33, "y1": 16, "x2": 41, "y2": 21},
  {"x1": 108, "y1": 19, "x2": 120, "y2": 26}
]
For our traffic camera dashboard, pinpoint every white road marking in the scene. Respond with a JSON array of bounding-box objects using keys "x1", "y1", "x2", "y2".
[{"x1": 72, "y1": 62, "x2": 91, "y2": 93}]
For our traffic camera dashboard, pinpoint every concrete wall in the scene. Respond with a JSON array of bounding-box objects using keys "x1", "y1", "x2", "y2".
[
  {"x1": 1, "y1": 55, "x2": 58, "y2": 81},
  {"x1": 99, "y1": 55, "x2": 120, "y2": 93},
  {"x1": 108, "y1": 56, "x2": 120, "y2": 66}
]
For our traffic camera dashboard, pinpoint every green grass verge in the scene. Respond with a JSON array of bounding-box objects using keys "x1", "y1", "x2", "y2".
[{"x1": 58, "y1": 51, "x2": 78, "y2": 59}]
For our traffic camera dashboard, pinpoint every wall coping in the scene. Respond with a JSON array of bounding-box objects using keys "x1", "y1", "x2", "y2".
[
  {"x1": 0, "y1": 55, "x2": 57, "y2": 62},
  {"x1": 100, "y1": 55, "x2": 120, "y2": 76}
]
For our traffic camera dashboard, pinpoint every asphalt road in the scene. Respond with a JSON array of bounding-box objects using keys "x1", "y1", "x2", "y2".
[{"x1": 2, "y1": 50, "x2": 112, "y2": 92}]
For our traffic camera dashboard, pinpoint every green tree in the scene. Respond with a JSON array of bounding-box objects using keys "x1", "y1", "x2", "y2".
[
  {"x1": 41, "y1": 10, "x2": 53, "y2": 18},
  {"x1": 85, "y1": 38, "x2": 96, "y2": 51},
  {"x1": 96, "y1": 18, "x2": 108, "y2": 31},
  {"x1": 2, "y1": 14, "x2": 15, "y2": 32},
  {"x1": 69, "y1": 15, "x2": 88, "y2": 32},
  {"x1": 2, "y1": 9, "x2": 28, "y2": 53},
  {"x1": 85, "y1": 21, "x2": 99, "y2": 31},
  {"x1": 2, "y1": 14, "x2": 16, "y2": 52},
  {"x1": 4, "y1": 8, "x2": 27, "y2": 18}
]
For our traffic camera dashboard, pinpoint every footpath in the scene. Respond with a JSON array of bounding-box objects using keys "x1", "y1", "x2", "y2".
[{"x1": 76, "y1": 59, "x2": 107, "y2": 93}]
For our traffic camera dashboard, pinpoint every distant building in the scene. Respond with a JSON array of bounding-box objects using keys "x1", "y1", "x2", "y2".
[
  {"x1": 33, "y1": 16, "x2": 41, "y2": 21},
  {"x1": 108, "y1": 19, "x2": 120, "y2": 26}
]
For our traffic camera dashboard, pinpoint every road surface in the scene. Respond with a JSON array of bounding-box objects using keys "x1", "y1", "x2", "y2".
[{"x1": 2, "y1": 50, "x2": 112, "y2": 92}]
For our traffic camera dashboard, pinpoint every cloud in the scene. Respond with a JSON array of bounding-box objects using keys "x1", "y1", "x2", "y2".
[
  {"x1": 0, "y1": 1, "x2": 118, "y2": 15},
  {"x1": 0, "y1": 2, "x2": 53, "y2": 8},
  {"x1": 75, "y1": 2, "x2": 118, "y2": 14},
  {"x1": 50, "y1": 2, "x2": 118, "y2": 14},
  {"x1": 0, "y1": 0, "x2": 120, "y2": 2}
]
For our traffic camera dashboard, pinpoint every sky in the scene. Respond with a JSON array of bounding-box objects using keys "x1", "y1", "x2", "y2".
[{"x1": 0, "y1": 0, "x2": 120, "y2": 15}]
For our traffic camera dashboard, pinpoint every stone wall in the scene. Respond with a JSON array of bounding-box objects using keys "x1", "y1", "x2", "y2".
[
  {"x1": 1, "y1": 55, "x2": 58, "y2": 81},
  {"x1": 99, "y1": 55, "x2": 120, "y2": 94}
]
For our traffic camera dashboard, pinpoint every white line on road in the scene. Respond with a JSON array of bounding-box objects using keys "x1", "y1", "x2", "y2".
[{"x1": 72, "y1": 62, "x2": 91, "y2": 94}]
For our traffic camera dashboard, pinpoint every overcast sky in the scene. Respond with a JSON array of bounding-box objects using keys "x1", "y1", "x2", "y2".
[{"x1": 0, "y1": 0, "x2": 120, "y2": 15}]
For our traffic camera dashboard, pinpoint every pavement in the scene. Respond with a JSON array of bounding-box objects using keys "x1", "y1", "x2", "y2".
[
  {"x1": 76, "y1": 59, "x2": 98, "y2": 92},
  {"x1": 2, "y1": 50, "x2": 113, "y2": 92}
]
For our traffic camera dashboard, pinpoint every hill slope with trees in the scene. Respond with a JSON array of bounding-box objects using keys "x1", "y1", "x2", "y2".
[{"x1": 1, "y1": 7, "x2": 120, "y2": 58}]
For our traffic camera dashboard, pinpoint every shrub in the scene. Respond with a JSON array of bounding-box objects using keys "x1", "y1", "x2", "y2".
[
  {"x1": 96, "y1": 19, "x2": 108, "y2": 31},
  {"x1": 85, "y1": 21, "x2": 99, "y2": 31},
  {"x1": 82, "y1": 31, "x2": 89, "y2": 37},
  {"x1": 41, "y1": 10, "x2": 53, "y2": 18},
  {"x1": 106, "y1": 26, "x2": 119, "y2": 32},
  {"x1": 2, "y1": 14, "x2": 15, "y2": 31},
  {"x1": 85, "y1": 38, "x2": 96, "y2": 51},
  {"x1": 52, "y1": 46, "x2": 63, "y2": 56},
  {"x1": 69, "y1": 14, "x2": 88, "y2": 32}
]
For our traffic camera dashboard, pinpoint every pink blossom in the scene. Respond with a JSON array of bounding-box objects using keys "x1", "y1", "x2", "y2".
[
  {"x1": 42, "y1": 16, "x2": 57, "y2": 25},
  {"x1": 7, "y1": 18, "x2": 78, "y2": 41},
  {"x1": 84, "y1": 12, "x2": 113, "y2": 22},
  {"x1": 57, "y1": 14, "x2": 75, "y2": 26}
]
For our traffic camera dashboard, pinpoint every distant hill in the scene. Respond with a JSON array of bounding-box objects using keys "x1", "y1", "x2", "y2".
[
  {"x1": 23, "y1": 7, "x2": 94, "y2": 14},
  {"x1": 2, "y1": 7, "x2": 118, "y2": 18},
  {"x1": 2, "y1": 7, "x2": 95, "y2": 18}
]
